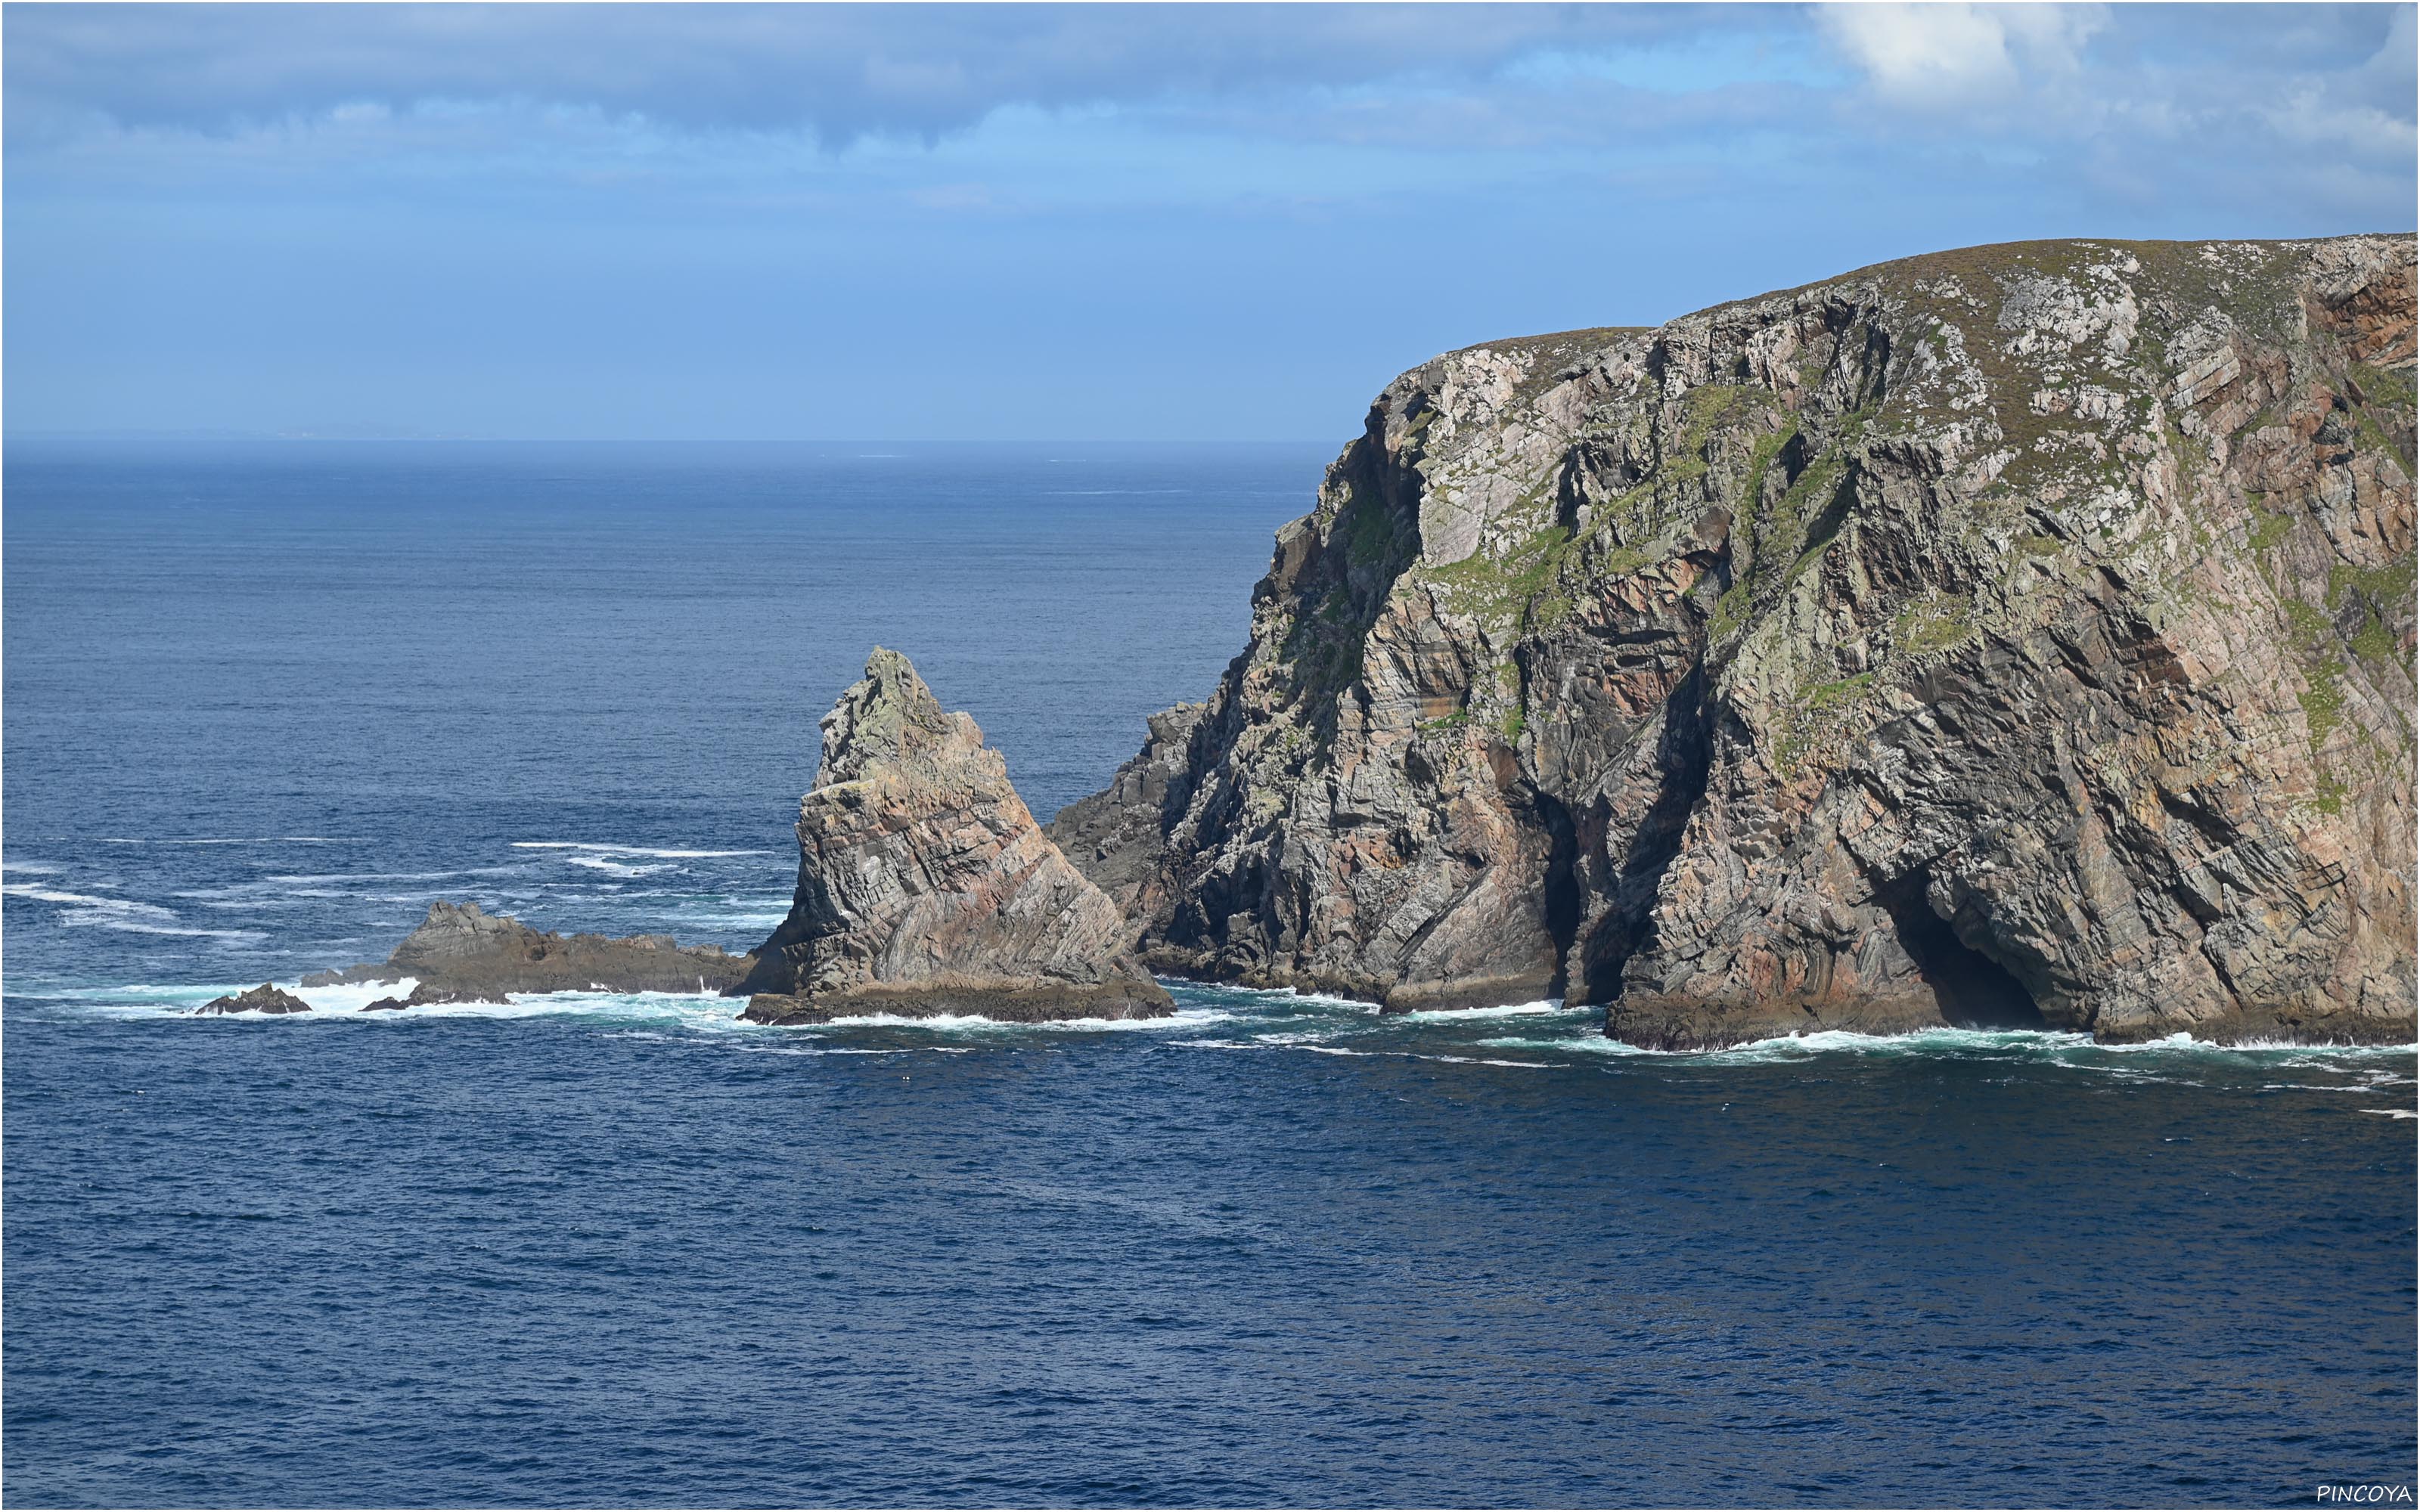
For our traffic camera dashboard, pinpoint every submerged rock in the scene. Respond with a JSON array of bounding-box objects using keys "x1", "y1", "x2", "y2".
[
  {"x1": 1063, "y1": 234, "x2": 2418, "y2": 1047},
  {"x1": 306, "y1": 900, "x2": 753, "y2": 998},
  {"x1": 735, "y1": 648, "x2": 1172, "y2": 1025},
  {"x1": 196, "y1": 983, "x2": 312, "y2": 1016}
]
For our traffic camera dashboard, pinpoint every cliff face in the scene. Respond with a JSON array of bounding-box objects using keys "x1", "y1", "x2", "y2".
[
  {"x1": 1053, "y1": 235, "x2": 2418, "y2": 1046},
  {"x1": 739, "y1": 649, "x2": 1172, "y2": 1024}
]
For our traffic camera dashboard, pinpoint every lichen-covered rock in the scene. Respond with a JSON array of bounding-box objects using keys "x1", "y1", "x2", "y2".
[
  {"x1": 195, "y1": 983, "x2": 312, "y2": 1015},
  {"x1": 736, "y1": 648, "x2": 1172, "y2": 1024},
  {"x1": 305, "y1": 900, "x2": 752, "y2": 996},
  {"x1": 1067, "y1": 234, "x2": 2417, "y2": 1046}
]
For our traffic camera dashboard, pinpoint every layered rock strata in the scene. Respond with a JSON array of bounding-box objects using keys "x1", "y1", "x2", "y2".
[
  {"x1": 305, "y1": 900, "x2": 753, "y2": 998},
  {"x1": 736, "y1": 649, "x2": 1174, "y2": 1025},
  {"x1": 1054, "y1": 234, "x2": 2418, "y2": 1046}
]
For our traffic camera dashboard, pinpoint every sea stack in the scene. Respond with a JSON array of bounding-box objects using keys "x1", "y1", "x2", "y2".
[
  {"x1": 736, "y1": 648, "x2": 1174, "y2": 1024},
  {"x1": 1054, "y1": 234, "x2": 2418, "y2": 1047}
]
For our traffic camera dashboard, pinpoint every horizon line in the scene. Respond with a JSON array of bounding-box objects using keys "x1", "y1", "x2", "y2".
[{"x1": 3, "y1": 432, "x2": 1342, "y2": 447}]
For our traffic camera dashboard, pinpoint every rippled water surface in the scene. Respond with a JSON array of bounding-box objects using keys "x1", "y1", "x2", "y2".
[{"x1": 6, "y1": 444, "x2": 2415, "y2": 1507}]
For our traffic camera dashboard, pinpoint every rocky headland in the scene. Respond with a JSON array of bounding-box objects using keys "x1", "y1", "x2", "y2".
[
  {"x1": 735, "y1": 648, "x2": 1173, "y2": 1024},
  {"x1": 1051, "y1": 234, "x2": 2418, "y2": 1047},
  {"x1": 304, "y1": 900, "x2": 754, "y2": 1002}
]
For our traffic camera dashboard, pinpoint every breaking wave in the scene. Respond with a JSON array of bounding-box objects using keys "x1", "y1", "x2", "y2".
[
  {"x1": 21, "y1": 971, "x2": 2416, "y2": 1110},
  {"x1": 513, "y1": 842, "x2": 771, "y2": 859},
  {"x1": 2, "y1": 883, "x2": 265, "y2": 940}
]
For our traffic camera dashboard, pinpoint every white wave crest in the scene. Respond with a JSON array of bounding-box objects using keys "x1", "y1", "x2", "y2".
[
  {"x1": 5, "y1": 884, "x2": 177, "y2": 916},
  {"x1": 771, "y1": 1007, "x2": 1239, "y2": 1034},
  {"x1": 1500, "y1": 1024, "x2": 2420, "y2": 1066},
  {"x1": 1392, "y1": 999, "x2": 1582, "y2": 1023},
  {"x1": 562, "y1": 856, "x2": 675, "y2": 877},
  {"x1": 513, "y1": 842, "x2": 769, "y2": 859},
  {"x1": 1479, "y1": 1033, "x2": 1668, "y2": 1056},
  {"x1": 1184, "y1": 1038, "x2": 1563, "y2": 1070},
  {"x1": 292, "y1": 978, "x2": 419, "y2": 1013},
  {"x1": 2, "y1": 883, "x2": 264, "y2": 940}
]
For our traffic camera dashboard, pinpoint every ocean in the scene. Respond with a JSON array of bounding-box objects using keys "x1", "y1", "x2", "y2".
[{"x1": 5, "y1": 441, "x2": 2414, "y2": 1507}]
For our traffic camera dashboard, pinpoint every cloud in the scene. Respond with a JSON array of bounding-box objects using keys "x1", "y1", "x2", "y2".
[
  {"x1": 1820, "y1": 3, "x2": 2105, "y2": 110},
  {"x1": 2, "y1": 3, "x2": 1748, "y2": 144},
  {"x1": 4, "y1": 2, "x2": 2409, "y2": 442}
]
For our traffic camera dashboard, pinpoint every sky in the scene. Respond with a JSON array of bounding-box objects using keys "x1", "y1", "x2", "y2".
[{"x1": 5, "y1": 2, "x2": 2414, "y2": 442}]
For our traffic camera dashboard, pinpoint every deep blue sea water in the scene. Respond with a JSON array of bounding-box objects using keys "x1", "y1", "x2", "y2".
[{"x1": 5, "y1": 441, "x2": 2415, "y2": 1508}]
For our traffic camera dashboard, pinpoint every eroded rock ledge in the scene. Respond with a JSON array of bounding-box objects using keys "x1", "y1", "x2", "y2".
[
  {"x1": 304, "y1": 900, "x2": 753, "y2": 1001},
  {"x1": 1053, "y1": 234, "x2": 2419, "y2": 1048},
  {"x1": 735, "y1": 648, "x2": 1172, "y2": 1025}
]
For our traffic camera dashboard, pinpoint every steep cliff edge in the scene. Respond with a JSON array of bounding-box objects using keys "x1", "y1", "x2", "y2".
[
  {"x1": 738, "y1": 649, "x2": 1172, "y2": 1024},
  {"x1": 1053, "y1": 234, "x2": 2418, "y2": 1046}
]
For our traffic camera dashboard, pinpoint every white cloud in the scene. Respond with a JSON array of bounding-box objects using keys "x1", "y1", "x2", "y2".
[{"x1": 1820, "y1": 3, "x2": 2106, "y2": 111}]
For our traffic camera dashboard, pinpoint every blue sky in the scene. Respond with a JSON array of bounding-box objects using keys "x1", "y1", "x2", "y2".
[{"x1": 5, "y1": 2, "x2": 2413, "y2": 441}]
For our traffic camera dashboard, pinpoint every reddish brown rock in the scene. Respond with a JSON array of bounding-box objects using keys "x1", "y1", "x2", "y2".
[
  {"x1": 737, "y1": 649, "x2": 1172, "y2": 1025},
  {"x1": 1063, "y1": 234, "x2": 2417, "y2": 1046}
]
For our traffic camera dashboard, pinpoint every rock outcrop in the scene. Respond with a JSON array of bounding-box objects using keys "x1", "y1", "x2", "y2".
[
  {"x1": 1055, "y1": 234, "x2": 2418, "y2": 1046},
  {"x1": 361, "y1": 983, "x2": 497, "y2": 1012},
  {"x1": 196, "y1": 983, "x2": 312, "y2": 1015},
  {"x1": 736, "y1": 648, "x2": 1173, "y2": 1024},
  {"x1": 305, "y1": 900, "x2": 753, "y2": 997}
]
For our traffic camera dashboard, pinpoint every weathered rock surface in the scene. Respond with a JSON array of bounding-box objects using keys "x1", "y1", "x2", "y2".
[
  {"x1": 737, "y1": 648, "x2": 1173, "y2": 1025},
  {"x1": 305, "y1": 900, "x2": 753, "y2": 997},
  {"x1": 196, "y1": 983, "x2": 312, "y2": 1015},
  {"x1": 1057, "y1": 235, "x2": 2418, "y2": 1046},
  {"x1": 1047, "y1": 700, "x2": 1206, "y2": 928}
]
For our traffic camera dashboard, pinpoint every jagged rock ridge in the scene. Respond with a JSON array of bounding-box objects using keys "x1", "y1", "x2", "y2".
[
  {"x1": 1053, "y1": 234, "x2": 2418, "y2": 1046},
  {"x1": 196, "y1": 983, "x2": 312, "y2": 1016},
  {"x1": 737, "y1": 648, "x2": 1172, "y2": 1024}
]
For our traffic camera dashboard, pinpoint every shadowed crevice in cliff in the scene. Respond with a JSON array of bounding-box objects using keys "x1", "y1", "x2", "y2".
[
  {"x1": 1565, "y1": 666, "x2": 1716, "y2": 1005},
  {"x1": 1873, "y1": 870, "x2": 2046, "y2": 1031},
  {"x1": 1796, "y1": 463, "x2": 1858, "y2": 565},
  {"x1": 1275, "y1": 429, "x2": 1424, "y2": 758},
  {"x1": 1537, "y1": 792, "x2": 1581, "y2": 1001}
]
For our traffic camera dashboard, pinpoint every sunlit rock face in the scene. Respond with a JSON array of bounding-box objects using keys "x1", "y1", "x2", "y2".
[
  {"x1": 740, "y1": 648, "x2": 1172, "y2": 1025},
  {"x1": 1055, "y1": 235, "x2": 2418, "y2": 1047}
]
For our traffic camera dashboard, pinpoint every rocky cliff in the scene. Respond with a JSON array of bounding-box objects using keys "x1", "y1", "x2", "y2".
[
  {"x1": 1053, "y1": 234, "x2": 2418, "y2": 1046},
  {"x1": 737, "y1": 648, "x2": 1173, "y2": 1024}
]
